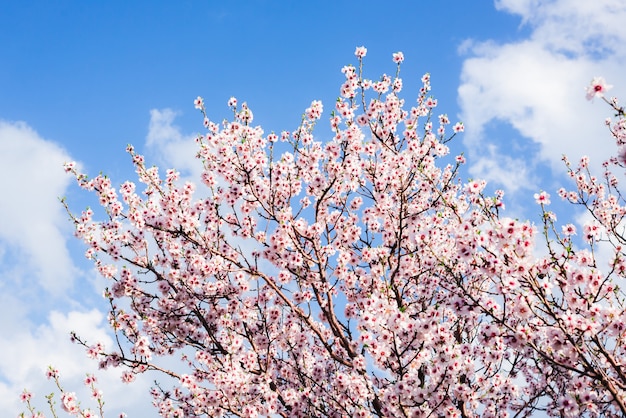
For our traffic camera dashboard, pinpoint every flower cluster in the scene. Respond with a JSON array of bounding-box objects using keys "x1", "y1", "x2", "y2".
[{"x1": 19, "y1": 367, "x2": 116, "y2": 418}]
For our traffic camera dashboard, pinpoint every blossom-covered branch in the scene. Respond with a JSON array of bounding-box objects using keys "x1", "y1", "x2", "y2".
[{"x1": 21, "y1": 50, "x2": 626, "y2": 418}]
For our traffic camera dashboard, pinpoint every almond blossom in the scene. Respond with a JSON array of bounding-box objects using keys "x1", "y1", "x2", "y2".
[{"x1": 586, "y1": 76, "x2": 613, "y2": 100}]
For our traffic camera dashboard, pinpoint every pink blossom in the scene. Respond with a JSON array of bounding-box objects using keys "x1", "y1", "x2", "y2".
[
  {"x1": 392, "y1": 51, "x2": 404, "y2": 63},
  {"x1": 63, "y1": 161, "x2": 76, "y2": 172},
  {"x1": 81, "y1": 409, "x2": 97, "y2": 418},
  {"x1": 466, "y1": 179, "x2": 486, "y2": 194},
  {"x1": 61, "y1": 391, "x2": 79, "y2": 414},
  {"x1": 86, "y1": 343, "x2": 103, "y2": 359},
  {"x1": 238, "y1": 102, "x2": 253, "y2": 123},
  {"x1": 586, "y1": 76, "x2": 612, "y2": 100},
  {"x1": 534, "y1": 191, "x2": 551, "y2": 205},
  {"x1": 561, "y1": 223, "x2": 576, "y2": 235},
  {"x1": 305, "y1": 100, "x2": 323, "y2": 120},
  {"x1": 583, "y1": 221, "x2": 602, "y2": 243},
  {"x1": 84, "y1": 374, "x2": 97, "y2": 386},
  {"x1": 354, "y1": 46, "x2": 367, "y2": 58},
  {"x1": 46, "y1": 366, "x2": 59, "y2": 380},
  {"x1": 19, "y1": 390, "x2": 32, "y2": 402}
]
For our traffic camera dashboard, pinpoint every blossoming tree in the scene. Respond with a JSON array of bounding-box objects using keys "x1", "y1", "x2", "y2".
[{"x1": 20, "y1": 49, "x2": 626, "y2": 417}]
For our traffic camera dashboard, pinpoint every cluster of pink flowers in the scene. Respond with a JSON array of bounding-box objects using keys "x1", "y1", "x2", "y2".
[
  {"x1": 23, "y1": 51, "x2": 626, "y2": 417},
  {"x1": 19, "y1": 367, "x2": 114, "y2": 418}
]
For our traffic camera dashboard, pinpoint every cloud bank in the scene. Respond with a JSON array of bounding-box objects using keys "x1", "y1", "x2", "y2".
[{"x1": 459, "y1": 0, "x2": 626, "y2": 195}]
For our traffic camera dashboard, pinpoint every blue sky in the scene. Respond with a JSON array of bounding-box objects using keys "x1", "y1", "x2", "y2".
[{"x1": 2, "y1": 1, "x2": 625, "y2": 415}]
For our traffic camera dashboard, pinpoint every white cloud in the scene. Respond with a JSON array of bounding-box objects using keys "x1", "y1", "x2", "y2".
[
  {"x1": 0, "y1": 309, "x2": 111, "y2": 386},
  {"x1": 495, "y1": 0, "x2": 626, "y2": 56},
  {"x1": 459, "y1": 0, "x2": 626, "y2": 196},
  {"x1": 0, "y1": 307, "x2": 155, "y2": 416},
  {"x1": 469, "y1": 143, "x2": 538, "y2": 194},
  {"x1": 0, "y1": 121, "x2": 78, "y2": 296},
  {"x1": 146, "y1": 108, "x2": 205, "y2": 182}
]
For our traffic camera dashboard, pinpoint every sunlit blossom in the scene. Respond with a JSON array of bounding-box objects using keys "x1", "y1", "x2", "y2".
[
  {"x1": 534, "y1": 191, "x2": 551, "y2": 205},
  {"x1": 193, "y1": 96, "x2": 204, "y2": 110},
  {"x1": 586, "y1": 76, "x2": 613, "y2": 100},
  {"x1": 354, "y1": 46, "x2": 367, "y2": 58}
]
